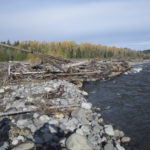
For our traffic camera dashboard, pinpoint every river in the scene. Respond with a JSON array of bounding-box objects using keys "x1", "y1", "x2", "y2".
[{"x1": 83, "y1": 63, "x2": 150, "y2": 150}]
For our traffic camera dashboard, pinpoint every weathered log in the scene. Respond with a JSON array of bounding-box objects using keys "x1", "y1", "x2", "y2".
[
  {"x1": 48, "y1": 104, "x2": 80, "y2": 109},
  {"x1": 11, "y1": 71, "x2": 47, "y2": 75},
  {"x1": 0, "y1": 109, "x2": 36, "y2": 117},
  {"x1": 8, "y1": 63, "x2": 11, "y2": 76},
  {"x1": 108, "y1": 72, "x2": 122, "y2": 78},
  {"x1": 54, "y1": 70, "x2": 102, "y2": 76}
]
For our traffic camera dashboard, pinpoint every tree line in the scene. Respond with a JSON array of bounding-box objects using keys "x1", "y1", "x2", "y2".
[{"x1": 0, "y1": 40, "x2": 149, "y2": 62}]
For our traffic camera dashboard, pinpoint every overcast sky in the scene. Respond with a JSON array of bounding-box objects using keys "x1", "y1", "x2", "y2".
[{"x1": 0, "y1": 0, "x2": 150, "y2": 50}]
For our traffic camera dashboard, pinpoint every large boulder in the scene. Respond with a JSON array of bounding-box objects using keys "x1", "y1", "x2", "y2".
[
  {"x1": 81, "y1": 102, "x2": 92, "y2": 110},
  {"x1": 114, "y1": 130, "x2": 124, "y2": 138},
  {"x1": 104, "y1": 125, "x2": 114, "y2": 136},
  {"x1": 66, "y1": 133, "x2": 92, "y2": 150},
  {"x1": 104, "y1": 143, "x2": 114, "y2": 150},
  {"x1": 12, "y1": 142, "x2": 35, "y2": 150},
  {"x1": 71, "y1": 108, "x2": 90, "y2": 125}
]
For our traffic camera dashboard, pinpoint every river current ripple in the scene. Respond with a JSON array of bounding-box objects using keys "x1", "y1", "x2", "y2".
[{"x1": 83, "y1": 63, "x2": 150, "y2": 150}]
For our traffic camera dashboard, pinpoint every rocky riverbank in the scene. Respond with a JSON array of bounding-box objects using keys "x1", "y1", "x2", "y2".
[{"x1": 0, "y1": 79, "x2": 130, "y2": 150}]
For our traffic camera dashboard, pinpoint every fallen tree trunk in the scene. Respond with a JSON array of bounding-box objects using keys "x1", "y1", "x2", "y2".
[
  {"x1": 0, "y1": 109, "x2": 36, "y2": 117},
  {"x1": 11, "y1": 71, "x2": 47, "y2": 75},
  {"x1": 48, "y1": 104, "x2": 80, "y2": 109},
  {"x1": 53, "y1": 70, "x2": 102, "y2": 76}
]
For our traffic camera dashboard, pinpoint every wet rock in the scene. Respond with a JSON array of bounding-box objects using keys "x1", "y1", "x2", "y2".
[
  {"x1": 12, "y1": 142, "x2": 35, "y2": 150},
  {"x1": 17, "y1": 135, "x2": 25, "y2": 142},
  {"x1": 104, "y1": 144, "x2": 114, "y2": 150},
  {"x1": 16, "y1": 119, "x2": 33, "y2": 129},
  {"x1": 98, "y1": 118, "x2": 104, "y2": 124},
  {"x1": 12, "y1": 128, "x2": 31, "y2": 137},
  {"x1": 34, "y1": 123, "x2": 54, "y2": 144},
  {"x1": 26, "y1": 97, "x2": 33, "y2": 103},
  {"x1": 114, "y1": 130, "x2": 124, "y2": 138},
  {"x1": 11, "y1": 126, "x2": 21, "y2": 135},
  {"x1": 0, "y1": 89, "x2": 5, "y2": 94},
  {"x1": 49, "y1": 119, "x2": 59, "y2": 126},
  {"x1": 88, "y1": 133, "x2": 101, "y2": 145},
  {"x1": 39, "y1": 115, "x2": 50, "y2": 123},
  {"x1": 104, "y1": 125, "x2": 115, "y2": 136},
  {"x1": 4, "y1": 86, "x2": 10, "y2": 92},
  {"x1": 45, "y1": 87, "x2": 53, "y2": 92},
  {"x1": 121, "y1": 137, "x2": 131, "y2": 144},
  {"x1": 59, "y1": 137, "x2": 66, "y2": 146},
  {"x1": 0, "y1": 141, "x2": 9, "y2": 150},
  {"x1": 28, "y1": 124, "x2": 37, "y2": 133},
  {"x1": 87, "y1": 113, "x2": 94, "y2": 121},
  {"x1": 101, "y1": 136, "x2": 107, "y2": 142},
  {"x1": 104, "y1": 143, "x2": 114, "y2": 150},
  {"x1": 76, "y1": 81, "x2": 83, "y2": 88},
  {"x1": 55, "y1": 113, "x2": 64, "y2": 119},
  {"x1": 114, "y1": 130, "x2": 120, "y2": 138},
  {"x1": 116, "y1": 143, "x2": 125, "y2": 150},
  {"x1": 64, "y1": 118, "x2": 78, "y2": 132},
  {"x1": 33, "y1": 113, "x2": 39, "y2": 119},
  {"x1": 66, "y1": 133, "x2": 92, "y2": 150},
  {"x1": 0, "y1": 118, "x2": 11, "y2": 141},
  {"x1": 76, "y1": 128, "x2": 84, "y2": 135},
  {"x1": 81, "y1": 91, "x2": 88, "y2": 96},
  {"x1": 94, "y1": 107, "x2": 101, "y2": 112},
  {"x1": 81, "y1": 125, "x2": 90, "y2": 134},
  {"x1": 12, "y1": 101, "x2": 25, "y2": 109},
  {"x1": 119, "y1": 131, "x2": 125, "y2": 137},
  {"x1": 12, "y1": 138, "x2": 19, "y2": 146},
  {"x1": 105, "y1": 106, "x2": 111, "y2": 110},
  {"x1": 26, "y1": 134, "x2": 33, "y2": 141},
  {"x1": 34, "y1": 136, "x2": 44, "y2": 144},
  {"x1": 43, "y1": 133, "x2": 53, "y2": 142},
  {"x1": 93, "y1": 125, "x2": 103, "y2": 133},
  {"x1": 0, "y1": 94, "x2": 4, "y2": 99},
  {"x1": 91, "y1": 120, "x2": 99, "y2": 127},
  {"x1": 48, "y1": 125, "x2": 58, "y2": 133},
  {"x1": 60, "y1": 99, "x2": 68, "y2": 106},
  {"x1": 81, "y1": 102, "x2": 92, "y2": 110}
]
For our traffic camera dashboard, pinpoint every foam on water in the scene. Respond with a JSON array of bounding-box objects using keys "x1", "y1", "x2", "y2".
[
  {"x1": 124, "y1": 67, "x2": 143, "y2": 75},
  {"x1": 133, "y1": 67, "x2": 143, "y2": 73}
]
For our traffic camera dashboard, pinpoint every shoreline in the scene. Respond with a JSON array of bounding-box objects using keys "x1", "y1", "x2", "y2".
[
  {"x1": 0, "y1": 80, "x2": 130, "y2": 150},
  {"x1": 0, "y1": 60, "x2": 135, "y2": 150}
]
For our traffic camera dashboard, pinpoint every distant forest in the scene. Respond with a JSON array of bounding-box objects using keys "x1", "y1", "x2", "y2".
[
  {"x1": 0, "y1": 40, "x2": 150, "y2": 62},
  {"x1": 143, "y1": 49, "x2": 150, "y2": 54}
]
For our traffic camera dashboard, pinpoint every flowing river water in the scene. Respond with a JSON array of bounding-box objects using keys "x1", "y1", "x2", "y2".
[{"x1": 83, "y1": 63, "x2": 150, "y2": 150}]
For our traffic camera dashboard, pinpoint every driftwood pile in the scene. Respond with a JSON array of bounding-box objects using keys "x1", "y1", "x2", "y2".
[{"x1": 0, "y1": 59, "x2": 131, "y2": 86}]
